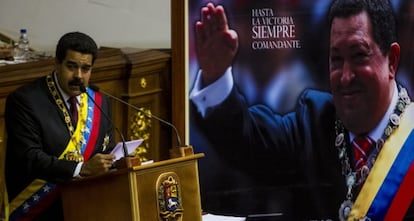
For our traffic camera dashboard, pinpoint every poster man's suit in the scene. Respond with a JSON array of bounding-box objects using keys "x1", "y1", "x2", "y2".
[{"x1": 192, "y1": 85, "x2": 414, "y2": 220}]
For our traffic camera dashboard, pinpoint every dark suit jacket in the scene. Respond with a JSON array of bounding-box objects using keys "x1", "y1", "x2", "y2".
[
  {"x1": 5, "y1": 75, "x2": 114, "y2": 220},
  {"x1": 192, "y1": 87, "x2": 414, "y2": 220}
]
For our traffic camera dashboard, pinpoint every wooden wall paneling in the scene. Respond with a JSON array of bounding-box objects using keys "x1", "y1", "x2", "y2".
[
  {"x1": 88, "y1": 47, "x2": 128, "y2": 145},
  {"x1": 123, "y1": 49, "x2": 172, "y2": 161},
  {"x1": 92, "y1": 79, "x2": 128, "y2": 147},
  {"x1": 171, "y1": 0, "x2": 187, "y2": 145}
]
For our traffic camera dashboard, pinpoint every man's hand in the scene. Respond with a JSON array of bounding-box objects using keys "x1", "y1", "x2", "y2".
[
  {"x1": 196, "y1": 3, "x2": 238, "y2": 87},
  {"x1": 79, "y1": 153, "x2": 115, "y2": 177}
]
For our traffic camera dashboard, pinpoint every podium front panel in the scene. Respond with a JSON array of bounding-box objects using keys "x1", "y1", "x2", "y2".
[{"x1": 62, "y1": 153, "x2": 204, "y2": 221}]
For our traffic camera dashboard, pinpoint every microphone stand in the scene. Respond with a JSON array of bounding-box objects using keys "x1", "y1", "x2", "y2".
[
  {"x1": 89, "y1": 85, "x2": 194, "y2": 159},
  {"x1": 81, "y1": 84, "x2": 142, "y2": 169}
]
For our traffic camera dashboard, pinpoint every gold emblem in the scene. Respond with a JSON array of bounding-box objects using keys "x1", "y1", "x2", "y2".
[
  {"x1": 102, "y1": 134, "x2": 110, "y2": 152},
  {"x1": 130, "y1": 108, "x2": 152, "y2": 161},
  {"x1": 64, "y1": 150, "x2": 84, "y2": 162},
  {"x1": 47, "y1": 81, "x2": 54, "y2": 87},
  {"x1": 156, "y1": 172, "x2": 183, "y2": 221}
]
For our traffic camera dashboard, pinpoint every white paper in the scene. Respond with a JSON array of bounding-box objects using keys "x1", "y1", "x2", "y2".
[
  {"x1": 202, "y1": 214, "x2": 245, "y2": 221},
  {"x1": 110, "y1": 139, "x2": 143, "y2": 161}
]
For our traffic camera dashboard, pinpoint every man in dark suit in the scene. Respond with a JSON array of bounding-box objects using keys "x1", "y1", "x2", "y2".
[
  {"x1": 4, "y1": 32, "x2": 116, "y2": 220},
  {"x1": 191, "y1": 0, "x2": 414, "y2": 220}
]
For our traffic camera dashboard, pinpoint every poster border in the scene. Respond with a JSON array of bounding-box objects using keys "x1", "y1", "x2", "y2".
[{"x1": 171, "y1": 0, "x2": 189, "y2": 145}]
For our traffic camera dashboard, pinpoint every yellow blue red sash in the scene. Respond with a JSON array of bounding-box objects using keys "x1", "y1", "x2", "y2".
[
  {"x1": 349, "y1": 103, "x2": 414, "y2": 220},
  {"x1": 5, "y1": 87, "x2": 102, "y2": 221}
]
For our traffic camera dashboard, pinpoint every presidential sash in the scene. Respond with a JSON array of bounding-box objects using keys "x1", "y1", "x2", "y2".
[
  {"x1": 5, "y1": 83, "x2": 103, "y2": 221},
  {"x1": 349, "y1": 103, "x2": 414, "y2": 220}
]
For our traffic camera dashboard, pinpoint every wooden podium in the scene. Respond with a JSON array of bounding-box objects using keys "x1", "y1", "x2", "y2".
[{"x1": 61, "y1": 153, "x2": 204, "y2": 221}]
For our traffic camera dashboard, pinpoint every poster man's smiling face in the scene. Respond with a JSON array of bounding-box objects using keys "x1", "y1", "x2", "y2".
[{"x1": 329, "y1": 11, "x2": 397, "y2": 134}]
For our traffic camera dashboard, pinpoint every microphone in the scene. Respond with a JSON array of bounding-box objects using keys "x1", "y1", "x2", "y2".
[
  {"x1": 79, "y1": 84, "x2": 129, "y2": 158},
  {"x1": 87, "y1": 84, "x2": 183, "y2": 148}
]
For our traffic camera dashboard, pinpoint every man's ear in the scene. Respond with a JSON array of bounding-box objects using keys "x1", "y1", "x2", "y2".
[{"x1": 388, "y1": 42, "x2": 400, "y2": 79}]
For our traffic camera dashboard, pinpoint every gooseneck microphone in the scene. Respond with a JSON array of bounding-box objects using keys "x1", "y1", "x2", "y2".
[
  {"x1": 87, "y1": 84, "x2": 183, "y2": 148},
  {"x1": 79, "y1": 84, "x2": 129, "y2": 158}
]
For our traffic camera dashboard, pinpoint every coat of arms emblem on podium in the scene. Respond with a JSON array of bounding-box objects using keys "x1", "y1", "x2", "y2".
[{"x1": 157, "y1": 172, "x2": 184, "y2": 221}]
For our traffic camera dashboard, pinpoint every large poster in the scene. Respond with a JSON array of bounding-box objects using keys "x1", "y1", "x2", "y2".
[{"x1": 187, "y1": 0, "x2": 414, "y2": 217}]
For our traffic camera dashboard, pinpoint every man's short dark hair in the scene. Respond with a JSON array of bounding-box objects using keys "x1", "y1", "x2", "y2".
[
  {"x1": 328, "y1": 0, "x2": 397, "y2": 56},
  {"x1": 55, "y1": 31, "x2": 98, "y2": 63}
]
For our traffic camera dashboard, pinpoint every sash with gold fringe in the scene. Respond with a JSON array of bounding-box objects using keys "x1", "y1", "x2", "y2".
[
  {"x1": 5, "y1": 86, "x2": 102, "y2": 221},
  {"x1": 348, "y1": 103, "x2": 414, "y2": 220}
]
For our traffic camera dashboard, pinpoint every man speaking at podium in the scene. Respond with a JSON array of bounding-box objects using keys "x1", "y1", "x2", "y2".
[{"x1": 4, "y1": 32, "x2": 116, "y2": 220}]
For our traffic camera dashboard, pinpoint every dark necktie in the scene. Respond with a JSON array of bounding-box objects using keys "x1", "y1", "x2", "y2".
[
  {"x1": 68, "y1": 96, "x2": 78, "y2": 125},
  {"x1": 352, "y1": 136, "x2": 374, "y2": 185}
]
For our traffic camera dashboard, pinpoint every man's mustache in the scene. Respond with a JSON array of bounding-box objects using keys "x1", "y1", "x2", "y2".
[{"x1": 68, "y1": 79, "x2": 83, "y2": 86}]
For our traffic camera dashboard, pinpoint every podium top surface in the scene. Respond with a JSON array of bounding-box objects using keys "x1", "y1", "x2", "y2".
[
  {"x1": 69, "y1": 153, "x2": 205, "y2": 183},
  {"x1": 132, "y1": 153, "x2": 205, "y2": 171}
]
